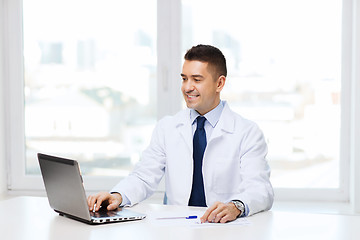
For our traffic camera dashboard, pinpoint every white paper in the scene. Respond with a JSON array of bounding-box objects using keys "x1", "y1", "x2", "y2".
[{"x1": 149, "y1": 210, "x2": 251, "y2": 227}]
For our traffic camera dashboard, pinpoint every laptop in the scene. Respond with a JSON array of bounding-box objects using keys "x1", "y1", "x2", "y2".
[{"x1": 37, "y1": 153, "x2": 146, "y2": 224}]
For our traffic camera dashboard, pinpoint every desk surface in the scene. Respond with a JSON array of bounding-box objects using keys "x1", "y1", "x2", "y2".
[{"x1": 1, "y1": 196, "x2": 360, "y2": 240}]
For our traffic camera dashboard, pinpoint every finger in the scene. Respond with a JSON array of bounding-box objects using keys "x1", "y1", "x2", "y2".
[
  {"x1": 207, "y1": 209, "x2": 220, "y2": 223},
  {"x1": 214, "y1": 209, "x2": 227, "y2": 223},
  {"x1": 220, "y1": 209, "x2": 237, "y2": 223},
  {"x1": 107, "y1": 201, "x2": 119, "y2": 210},
  {"x1": 208, "y1": 202, "x2": 228, "y2": 222},
  {"x1": 200, "y1": 203, "x2": 218, "y2": 223},
  {"x1": 200, "y1": 210, "x2": 210, "y2": 223},
  {"x1": 219, "y1": 204, "x2": 239, "y2": 223},
  {"x1": 95, "y1": 194, "x2": 108, "y2": 211},
  {"x1": 87, "y1": 195, "x2": 95, "y2": 211},
  {"x1": 220, "y1": 214, "x2": 232, "y2": 223},
  {"x1": 108, "y1": 193, "x2": 123, "y2": 210}
]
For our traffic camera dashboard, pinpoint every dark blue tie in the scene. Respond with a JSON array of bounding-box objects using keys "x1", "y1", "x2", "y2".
[{"x1": 188, "y1": 116, "x2": 207, "y2": 207}]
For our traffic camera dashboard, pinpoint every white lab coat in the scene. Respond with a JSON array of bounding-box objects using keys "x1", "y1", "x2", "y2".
[{"x1": 112, "y1": 102, "x2": 274, "y2": 216}]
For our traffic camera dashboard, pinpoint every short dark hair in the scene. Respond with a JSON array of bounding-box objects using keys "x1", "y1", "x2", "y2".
[{"x1": 184, "y1": 44, "x2": 227, "y2": 78}]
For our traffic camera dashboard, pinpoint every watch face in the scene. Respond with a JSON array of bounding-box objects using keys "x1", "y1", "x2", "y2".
[{"x1": 232, "y1": 201, "x2": 244, "y2": 212}]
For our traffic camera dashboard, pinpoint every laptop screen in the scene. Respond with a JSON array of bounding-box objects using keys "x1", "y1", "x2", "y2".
[{"x1": 38, "y1": 153, "x2": 92, "y2": 221}]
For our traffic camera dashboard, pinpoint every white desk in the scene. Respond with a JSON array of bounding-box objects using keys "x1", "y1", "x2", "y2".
[{"x1": 1, "y1": 196, "x2": 360, "y2": 240}]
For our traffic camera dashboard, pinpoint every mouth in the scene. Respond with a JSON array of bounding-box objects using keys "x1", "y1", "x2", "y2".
[
  {"x1": 186, "y1": 94, "x2": 199, "y2": 99},
  {"x1": 185, "y1": 90, "x2": 200, "y2": 99}
]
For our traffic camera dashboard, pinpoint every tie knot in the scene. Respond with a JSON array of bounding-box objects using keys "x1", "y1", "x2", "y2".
[{"x1": 196, "y1": 116, "x2": 206, "y2": 130}]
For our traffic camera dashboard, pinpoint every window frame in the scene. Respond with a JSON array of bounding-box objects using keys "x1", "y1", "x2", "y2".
[{"x1": 2, "y1": 0, "x2": 359, "y2": 203}]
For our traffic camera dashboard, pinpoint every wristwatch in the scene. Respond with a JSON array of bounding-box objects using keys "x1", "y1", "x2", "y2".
[{"x1": 231, "y1": 200, "x2": 245, "y2": 217}]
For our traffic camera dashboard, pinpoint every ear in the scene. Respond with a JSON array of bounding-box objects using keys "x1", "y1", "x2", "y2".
[{"x1": 216, "y1": 75, "x2": 226, "y2": 93}]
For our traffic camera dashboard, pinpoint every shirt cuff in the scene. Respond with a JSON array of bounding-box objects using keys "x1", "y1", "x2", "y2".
[{"x1": 241, "y1": 202, "x2": 249, "y2": 217}]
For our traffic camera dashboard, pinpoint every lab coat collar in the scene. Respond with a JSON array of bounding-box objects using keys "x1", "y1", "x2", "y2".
[
  {"x1": 189, "y1": 100, "x2": 224, "y2": 128},
  {"x1": 174, "y1": 101, "x2": 236, "y2": 150}
]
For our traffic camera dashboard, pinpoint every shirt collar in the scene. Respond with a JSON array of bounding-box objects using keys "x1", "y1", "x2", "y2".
[{"x1": 190, "y1": 100, "x2": 224, "y2": 128}]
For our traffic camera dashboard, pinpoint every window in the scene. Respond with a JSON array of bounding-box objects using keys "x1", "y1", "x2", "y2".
[
  {"x1": 182, "y1": 0, "x2": 342, "y2": 190},
  {"x1": 23, "y1": 0, "x2": 157, "y2": 177},
  {"x1": 4, "y1": 0, "x2": 355, "y2": 201}
]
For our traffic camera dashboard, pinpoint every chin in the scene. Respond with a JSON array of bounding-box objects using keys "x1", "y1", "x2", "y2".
[
  {"x1": 185, "y1": 103, "x2": 194, "y2": 109},
  {"x1": 185, "y1": 100, "x2": 198, "y2": 109}
]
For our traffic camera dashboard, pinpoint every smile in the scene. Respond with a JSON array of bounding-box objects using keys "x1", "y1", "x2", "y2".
[{"x1": 186, "y1": 94, "x2": 199, "y2": 99}]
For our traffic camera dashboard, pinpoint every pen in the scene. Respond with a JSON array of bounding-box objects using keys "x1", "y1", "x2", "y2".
[{"x1": 156, "y1": 215, "x2": 198, "y2": 220}]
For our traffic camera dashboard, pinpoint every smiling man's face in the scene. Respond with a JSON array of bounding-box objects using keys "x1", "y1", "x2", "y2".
[{"x1": 181, "y1": 60, "x2": 225, "y2": 115}]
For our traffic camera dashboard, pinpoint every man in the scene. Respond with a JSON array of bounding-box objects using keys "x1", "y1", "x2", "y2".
[{"x1": 88, "y1": 44, "x2": 273, "y2": 223}]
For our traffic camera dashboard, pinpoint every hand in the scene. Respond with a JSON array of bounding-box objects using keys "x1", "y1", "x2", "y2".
[
  {"x1": 200, "y1": 201, "x2": 241, "y2": 223},
  {"x1": 87, "y1": 192, "x2": 122, "y2": 212}
]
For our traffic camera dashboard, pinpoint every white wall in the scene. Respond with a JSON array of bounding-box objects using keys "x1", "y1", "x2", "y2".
[
  {"x1": 0, "y1": 83, "x2": 6, "y2": 195},
  {"x1": 0, "y1": 0, "x2": 8, "y2": 195}
]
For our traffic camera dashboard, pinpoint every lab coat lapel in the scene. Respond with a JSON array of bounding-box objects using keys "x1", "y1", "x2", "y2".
[
  {"x1": 175, "y1": 109, "x2": 193, "y2": 152},
  {"x1": 208, "y1": 102, "x2": 235, "y2": 142},
  {"x1": 172, "y1": 109, "x2": 193, "y2": 204}
]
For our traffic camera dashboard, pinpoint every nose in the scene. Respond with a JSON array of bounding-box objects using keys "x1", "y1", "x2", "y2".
[{"x1": 182, "y1": 79, "x2": 194, "y2": 92}]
